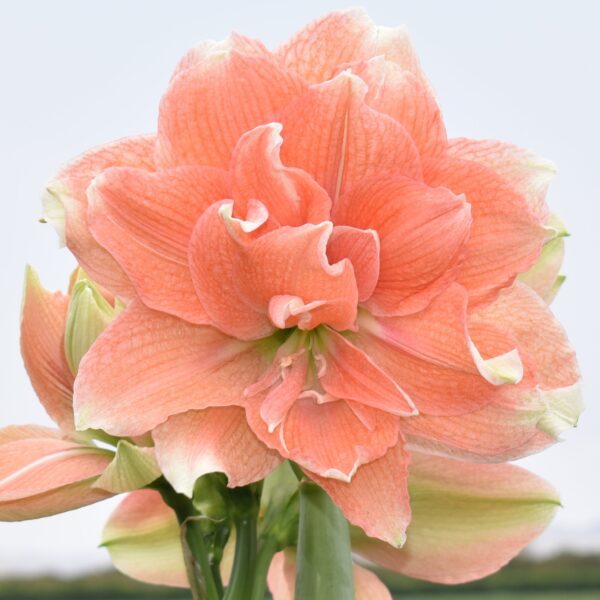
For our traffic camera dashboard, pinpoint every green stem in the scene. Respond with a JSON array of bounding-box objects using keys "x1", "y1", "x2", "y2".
[
  {"x1": 295, "y1": 481, "x2": 355, "y2": 600},
  {"x1": 223, "y1": 512, "x2": 258, "y2": 600},
  {"x1": 249, "y1": 536, "x2": 279, "y2": 600},
  {"x1": 155, "y1": 481, "x2": 221, "y2": 600}
]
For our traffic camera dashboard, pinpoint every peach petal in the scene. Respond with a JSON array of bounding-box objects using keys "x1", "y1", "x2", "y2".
[
  {"x1": 157, "y1": 50, "x2": 305, "y2": 169},
  {"x1": 353, "y1": 453, "x2": 560, "y2": 584},
  {"x1": 189, "y1": 202, "x2": 275, "y2": 340},
  {"x1": 518, "y1": 237, "x2": 565, "y2": 303},
  {"x1": 102, "y1": 490, "x2": 188, "y2": 588},
  {"x1": 172, "y1": 32, "x2": 273, "y2": 79},
  {"x1": 470, "y1": 283, "x2": 579, "y2": 391},
  {"x1": 424, "y1": 156, "x2": 546, "y2": 304},
  {"x1": 326, "y1": 226, "x2": 380, "y2": 302},
  {"x1": 20, "y1": 267, "x2": 75, "y2": 431},
  {"x1": 153, "y1": 406, "x2": 281, "y2": 496},
  {"x1": 316, "y1": 329, "x2": 416, "y2": 417},
  {"x1": 447, "y1": 138, "x2": 555, "y2": 221},
  {"x1": 246, "y1": 394, "x2": 400, "y2": 481},
  {"x1": 88, "y1": 165, "x2": 227, "y2": 323},
  {"x1": 48, "y1": 135, "x2": 156, "y2": 298},
  {"x1": 310, "y1": 441, "x2": 411, "y2": 547},
  {"x1": 276, "y1": 8, "x2": 376, "y2": 83},
  {"x1": 0, "y1": 437, "x2": 112, "y2": 520},
  {"x1": 279, "y1": 72, "x2": 421, "y2": 203},
  {"x1": 333, "y1": 176, "x2": 471, "y2": 316},
  {"x1": 0, "y1": 425, "x2": 62, "y2": 446},
  {"x1": 74, "y1": 300, "x2": 270, "y2": 436},
  {"x1": 356, "y1": 57, "x2": 446, "y2": 157},
  {"x1": 190, "y1": 206, "x2": 358, "y2": 338},
  {"x1": 229, "y1": 123, "x2": 331, "y2": 226}
]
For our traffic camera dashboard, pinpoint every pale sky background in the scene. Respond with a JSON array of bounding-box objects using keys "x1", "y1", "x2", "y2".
[{"x1": 1, "y1": 0, "x2": 599, "y2": 578}]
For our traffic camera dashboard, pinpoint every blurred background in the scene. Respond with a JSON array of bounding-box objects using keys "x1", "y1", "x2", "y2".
[{"x1": 1, "y1": 0, "x2": 599, "y2": 597}]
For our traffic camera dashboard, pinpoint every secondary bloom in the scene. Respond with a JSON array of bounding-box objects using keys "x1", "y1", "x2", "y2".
[
  {"x1": 42, "y1": 7, "x2": 580, "y2": 575},
  {"x1": 0, "y1": 269, "x2": 160, "y2": 521}
]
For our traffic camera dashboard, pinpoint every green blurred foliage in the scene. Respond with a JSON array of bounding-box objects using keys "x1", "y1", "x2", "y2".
[{"x1": 0, "y1": 554, "x2": 599, "y2": 599}]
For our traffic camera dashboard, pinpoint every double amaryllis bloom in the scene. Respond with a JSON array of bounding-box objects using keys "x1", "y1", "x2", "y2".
[{"x1": 1, "y1": 8, "x2": 582, "y2": 598}]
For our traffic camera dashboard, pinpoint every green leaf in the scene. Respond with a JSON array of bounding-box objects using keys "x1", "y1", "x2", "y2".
[{"x1": 295, "y1": 480, "x2": 355, "y2": 600}]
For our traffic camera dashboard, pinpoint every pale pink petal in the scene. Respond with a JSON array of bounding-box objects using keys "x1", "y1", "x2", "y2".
[
  {"x1": 156, "y1": 51, "x2": 305, "y2": 169},
  {"x1": 0, "y1": 437, "x2": 112, "y2": 520},
  {"x1": 326, "y1": 226, "x2": 379, "y2": 302},
  {"x1": 316, "y1": 328, "x2": 416, "y2": 416},
  {"x1": 0, "y1": 425, "x2": 62, "y2": 446},
  {"x1": 333, "y1": 177, "x2": 471, "y2": 316},
  {"x1": 373, "y1": 25, "x2": 423, "y2": 78},
  {"x1": 102, "y1": 490, "x2": 188, "y2": 588},
  {"x1": 153, "y1": 406, "x2": 281, "y2": 497},
  {"x1": 74, "y1": 301, "x2": 270, "y2": 436},
  {"x1": 172, "y1": 32, "x2": 273, "y2": 79},
  {"x1": 424, "y1": 156, "x2": 546, "y2": 304},
  {"x1": 356, "y1": 57, "x2": 446, "y2": 157},
  {"x1": 88, "y1": 166, "x2": 227, "y2": 323},
  {"x1": 267, "y1": 548, "x2": 392, "y2": 600},
  {"x1": 20, "y1": 267, "x2": 74, "y2": 431},
  {"x1": 48, "y1": 135, "x2": 156, "y2": 298},
  {"x1": 310, "y1": 441, "x2": 410, "y2": 547},
  {"x1": 246, "y1": 394, "x2": 400, "y2": 481},
  {"x1": 447, "y1": 138, "x2": 555, "y2": 221},
  {"x1": 276, "y1": 9, "x2": 376, "y2": 83},
  {"x1": 279, "y1": 73, "x2": 421, "y2": 203},
  {"x1": 230, "y1": 123, "x2": 331, "y2": 226},
  {"x1": 353, "y1": 453, "x2": 560, "y2": 584},
  {"x1": 190, "y1": 205, "x2": 358, "y2": 338}
]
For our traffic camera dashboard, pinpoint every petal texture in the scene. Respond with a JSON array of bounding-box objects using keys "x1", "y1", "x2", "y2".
[
  {"x1": 153, "y1": 406, "x2": 280, "y2": 496},
  {"x1": 74, "y1": 301, "x2": 270, "y2": 436},
  {"x1": 353, "y1": 453, "x2": 560, "y2": 584}
]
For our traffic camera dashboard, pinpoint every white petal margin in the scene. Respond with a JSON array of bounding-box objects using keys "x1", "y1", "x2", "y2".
[
  {"x1": 469, "y1": 340, "x2": 523, "y2": 385},
  {"x1": 41, "y1": 184, "x2": 68, "y2": 246},
  {"x1": 537, "y1": 382, "x2": 584, "y2": 438}
]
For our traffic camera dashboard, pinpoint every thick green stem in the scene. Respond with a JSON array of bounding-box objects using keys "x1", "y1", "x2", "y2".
[
  {"x1": 223, "y1": 512, "x2": 258, "y2": 600},
  {"x1": 182, "y1": 518, "x2": 221, "y2": 600},
  {"x1": 249, "y1": 536, "x2": 279, "y2": 600},
  {"x1": 295, "y1": 481, "x2": 355, "y2": 600}
]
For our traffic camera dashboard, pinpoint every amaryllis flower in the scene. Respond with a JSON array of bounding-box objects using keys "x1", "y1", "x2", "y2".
[
  {"x1": 0, "y1": 269, "x2": 160, "y2": 520},
  {"x1": 42, "y1": 8, "x2": 580, "y2": 575}
]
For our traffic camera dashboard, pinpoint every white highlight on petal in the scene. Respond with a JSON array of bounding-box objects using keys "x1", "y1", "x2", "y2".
[
  {"x1": 469, "y1": 340, "x2": 523, "y2": 386},
  {"x1": 538, "y1": 382, "x2": 584, "y2": 438}
]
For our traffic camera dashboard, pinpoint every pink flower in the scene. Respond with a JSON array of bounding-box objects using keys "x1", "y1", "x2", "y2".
[{"x1": 38, "y1": 8, "x2": 580, "y2": 583}]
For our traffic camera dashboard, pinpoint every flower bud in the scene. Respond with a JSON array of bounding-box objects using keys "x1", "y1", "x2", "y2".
[{"x1": 64, "y1": 273, "x2": 120, "y2": 375}]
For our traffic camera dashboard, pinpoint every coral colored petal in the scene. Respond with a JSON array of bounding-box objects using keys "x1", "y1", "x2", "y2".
[
  {"x1": 189, "y1": 202, "x2": 275, "y2": 340},
  {"x1": 356, "y1": 57, "x2": 446, "y2": 157},
  {"x1": 48, "y1": 135, "x2": 156, "y2": 299},
  {"x1": 171, "y1": 32, "x2": 273, "y2": 79},
  {"x1": 156, "y1": 50, "x2": 305, "y2": 169},
  {"x1": 190, "y1": 206, "x2": 358, "y2": 338},
  {"x1": 447, "y1": 138, "x2": 555, "y2": 221},
  {"x1": 333, "y1": 176, "x2": 471, "y2": 316},
  {"x1": 424, "y1": 156, "x2": 546, "y2": 304},
  {"x1": 276, "y1": 8, "x2": 376, "y2": 83},
  {"x1": 102, "y1": 490, "x2": 187, "y2": 588},
  {"x1": 326, "y1": 226, "x2": 380, "y2": 302},
  {"x1": 310, "y1": 441, "x2": 411, "y2": 547},
  {"x1": 470, "y1": 283, "x2": 580, "y2": 390},
  {"x1": 316, "y1": 328, "x2": 416, "y2": 416},
  {"x1": 153, "y1": 407, "x2": 280, "y2": 496},
  {"x1": 373, "y1": 25, "x2": 424, "y2": 78},
  {"x1": 279, "y1": 73, "x2": 421, "y2": 203},
  {"x1": 73, "y1": 301, "x2": 270, "y2": 436},
  {"x1": 353, "y1": 454, "x2": 560, "y2": 584},
  {"x1": 230, "y1": 123, "x2": 331, "y2": 226},
  {"x1": 0, "y1": 425, "x2": 62, "y2": 446},
  {"x1": 89, "y1": 165, "x2": 227, "y2": 323},
  {"x1": 0, "y1": 437, "x2": 112, "y2": 520},
  {"x1": 267, "y1": 549, "x2": 392, "y2": 600},
  {"x1": 246, "y1": 395, "x2": 399, "y2": 481},
  {"x1": 20, "y1": 267, "x2": 75, "y2": 431}
]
